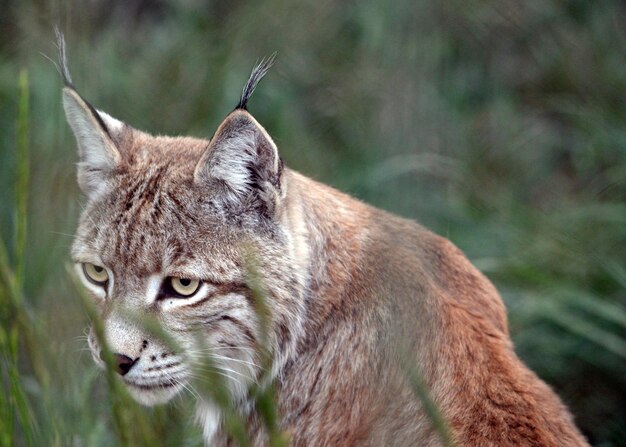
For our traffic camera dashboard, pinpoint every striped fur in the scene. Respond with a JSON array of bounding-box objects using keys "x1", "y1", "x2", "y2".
[{"x1": 65, "y1": 67, "x2": 588, "y2": 446}]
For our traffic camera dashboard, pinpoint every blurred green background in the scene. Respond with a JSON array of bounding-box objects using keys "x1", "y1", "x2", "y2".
[{"x1": 1, "y1": 0, "x2": 625, "y2": 445}]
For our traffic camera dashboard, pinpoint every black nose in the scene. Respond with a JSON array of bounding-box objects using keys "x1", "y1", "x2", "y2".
[{"x1": 112, "y1": 353, "x2": 137, "y2": 376}]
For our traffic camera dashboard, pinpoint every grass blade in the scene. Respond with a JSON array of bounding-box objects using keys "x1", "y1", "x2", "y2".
[
  {"x1": 15, "y1": 69, "x2": 29, "y2": 295},
  {"x1": 399, "y1": 351, "x2": 457, "y2": 447}
]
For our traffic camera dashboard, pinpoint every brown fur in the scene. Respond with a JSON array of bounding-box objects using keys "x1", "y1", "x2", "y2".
[
  {"x1": 270, "y1": 173, "x2": 587, "y2": 446},
  {"x1": 64, "y1": 83, "x2": 589, "y2": 445}
]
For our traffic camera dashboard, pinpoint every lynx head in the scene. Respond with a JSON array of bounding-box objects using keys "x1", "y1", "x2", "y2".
[{"x1": 59, "y1": 31, "x2": 306, "y2": 407}]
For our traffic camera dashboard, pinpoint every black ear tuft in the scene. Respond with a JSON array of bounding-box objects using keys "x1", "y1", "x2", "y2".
[
  {"x1": 54, "y1": 26, "x2": 74, "y2": 88},
  {"x1": 53, "y1": 27, "x2": 112, "y2": 137},
  {"x1": 236, "y1": 53, "x2": 277, "y2": 111}
]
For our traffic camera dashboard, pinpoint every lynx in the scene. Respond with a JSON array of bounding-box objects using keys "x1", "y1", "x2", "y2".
[{"x1": 59, "y1": 31, "x2": 588, "y2": 446}]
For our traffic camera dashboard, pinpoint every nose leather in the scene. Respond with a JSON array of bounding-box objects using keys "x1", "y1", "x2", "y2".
[{"x1": 111, "y1": 353, "x2": 137, "y2": 376}]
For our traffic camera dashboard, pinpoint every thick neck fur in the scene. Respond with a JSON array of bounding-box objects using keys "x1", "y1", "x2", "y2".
[
  {"x1": 285, "y1": 171, "x2": 372, "y2": 346},
  {"x1": 203, "y1": 169, "x2": 588, "y2": 447}
]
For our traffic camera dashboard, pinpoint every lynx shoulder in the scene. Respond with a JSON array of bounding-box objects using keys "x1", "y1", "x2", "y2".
[{"x1": 58, "y1": 31, "x2": 588, "y2": 446}]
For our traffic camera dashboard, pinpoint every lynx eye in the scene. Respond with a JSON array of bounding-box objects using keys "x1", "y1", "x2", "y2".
[
  {"x1": 170, "y1": 277, "x2": 200, "y2": 297},
  {"x1": 82, "y1": 263, "x2": 109, "y2": 285}
]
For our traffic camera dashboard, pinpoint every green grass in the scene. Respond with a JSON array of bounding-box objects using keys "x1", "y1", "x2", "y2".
[{"x1": 1, "y1": 0, "x2": 625, "y2": 445}]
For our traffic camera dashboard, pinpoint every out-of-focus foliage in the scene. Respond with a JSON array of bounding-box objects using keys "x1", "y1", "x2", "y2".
[{"x1": 0, "y1": 0, "x2": 624, "y2": 445}]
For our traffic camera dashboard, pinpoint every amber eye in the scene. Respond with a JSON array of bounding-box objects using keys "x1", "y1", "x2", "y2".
[
  {"x1": 170, "y1": 277, "x2": 200, "y2": 297},
  {"x1": 83, "y1": 263, "x2": 109, "y2": 285}
]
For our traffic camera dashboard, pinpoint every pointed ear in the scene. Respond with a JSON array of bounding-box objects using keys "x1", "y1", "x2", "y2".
[
  {"x1": 194, "y1": 110, "x2": 285, "y2": 217},
  {"x1": 63, "y1": 87, "x2": 125, "y2": 194}
]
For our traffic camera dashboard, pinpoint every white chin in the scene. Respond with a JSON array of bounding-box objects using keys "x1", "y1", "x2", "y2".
[{"x1": 125, "y1": 382, "x2": 183, "y2": 406}]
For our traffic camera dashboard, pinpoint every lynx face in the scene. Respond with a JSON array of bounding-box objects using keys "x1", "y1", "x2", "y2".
[{"x1": 65, "y1": 55, "x2": 305, "y2": 407}]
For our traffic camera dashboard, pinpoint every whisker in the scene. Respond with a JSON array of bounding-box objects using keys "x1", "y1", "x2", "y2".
[
  {"x1": 161, "y1": 369, "x2": 200, "y2": 401},
  {"x1": 213, "y1": 365, "x2": 254, "y2": 381},
  {"x1": 71, "y1": 335, "x2": 90, "y2": 343},
  {"x1": 188, "y1": 370, "x2": 243, "y2": 388},
  {"x1": 73, "y1": 347, "x2": 93, "y2": 354},
  {"x1": 204, "y1": 354, "x2": 261, "y2": 370},
  {"x1": 184, "y1": 353, "x2": 263, "y2": 372},
  {"x1": 181, "y1": 382, "x2": 201, "y2": 401},
  {"x1": 187, "y1": 345, "x2": 257, "y2": 355},
  {"x1": 191, "y1": 364, "x2": 255, "y2": 384}
]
